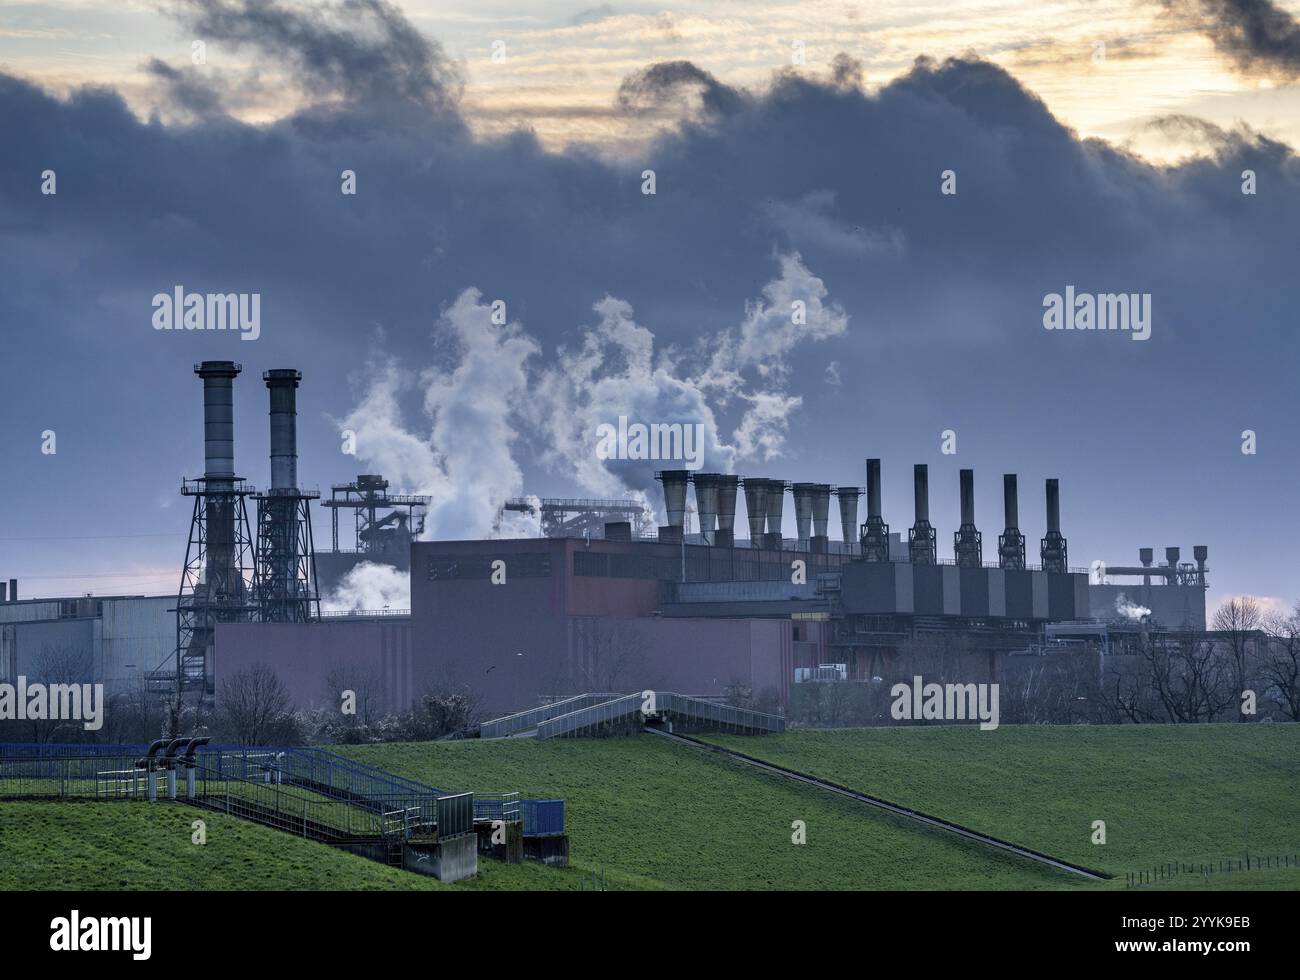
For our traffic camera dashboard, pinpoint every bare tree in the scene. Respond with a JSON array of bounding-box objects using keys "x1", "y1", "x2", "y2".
[
  {"x1": 215, "y1": 663, "x2": 297, "y2": 745},
  {"x1": 570, "y1": 617, "x2": 647, "y2": 693},
  {"x1": 1261, "y1": 606, "x2": 1300, "y2": 721},
  {"x1": 1213, "y1": 597, "x2": 1262, "y2": 721}
]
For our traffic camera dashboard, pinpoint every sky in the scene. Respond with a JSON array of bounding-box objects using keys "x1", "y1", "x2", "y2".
[{"x1": 0, "y1": 0, "x2": 1298, "y2": 615}]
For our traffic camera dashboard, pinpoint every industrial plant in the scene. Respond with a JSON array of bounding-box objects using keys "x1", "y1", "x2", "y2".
[{"x1": 0, "y1": 362, "x2": 1211, "y2": 721}]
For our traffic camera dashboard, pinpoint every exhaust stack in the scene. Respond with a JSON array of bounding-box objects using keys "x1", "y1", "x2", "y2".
[
  {"x1": 860, "y1": 459, "x2": 889, "y2": 562},
  {"x1": 1193, "y1": 545, "x2": 1208, "y2": 586},
  {"x1": 714, "y1": 475, "x2": 739, "y2": 548},
  {"x1": 809, "y1": 483, "x2": 831, "y2": 554},
  {"x1": 656, "y1": 470, "x2": 688, "y2": 542},
  {"x1": 908, "y1": 464, "x2": 936, "y2": 565},
  {"x1": 255, "y1": 370, "x2": 320, "y2": 623},
  {"x1": 953, "y1": 469, "x2": 981, "y2": 568},
  {"x1": 764, "y1": 480, "x2": 788, "y2": 550},
  {"x1": 792, "y1": 483, "x2": 816, "y2": 550},
  {"x1": 834, "y1": 487, "x2": 862, "y2": 556},
  {"x1": 997, "y1": 474, "x2": 1026, "y2": 569},
  {"x1": 1139, "y1": 547, "x2": 1153, "y2": 586},
  {"x1": 1040, "y1": 478, "x2": 1067, "y2": 573},
  {"x1": 692, "y1": 473, "x2": 719, "y2": 545},
  {"x1": 742, "y1": 478, "x2": 770, "y2": 549}
]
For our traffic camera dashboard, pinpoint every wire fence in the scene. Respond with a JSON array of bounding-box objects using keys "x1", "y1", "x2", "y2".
[{"x1": 1125, "y1": 854, "x2": 1300, "y2": 888}]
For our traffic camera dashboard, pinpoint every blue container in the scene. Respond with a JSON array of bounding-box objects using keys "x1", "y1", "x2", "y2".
[{"x1": 520, "y1": 798, "x2": 565, "y2": 837}]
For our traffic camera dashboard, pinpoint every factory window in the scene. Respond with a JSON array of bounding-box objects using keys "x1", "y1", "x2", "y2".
[{"x1": 427, "y1": 554, "x2": 551, "y2": 580}]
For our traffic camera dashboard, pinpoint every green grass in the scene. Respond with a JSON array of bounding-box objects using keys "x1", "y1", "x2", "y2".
[
  {"x1": 5, "y1": 724, "x2": 1295, "y2": 891},
  {"x1": 342, "y1": 736, "x2": 1080, "y2": 890},
  {"x1": 704, "y1": 724, "x2": 1300, "y2": 889},
  {"x1": 0, "y1": 799, "x2": 577, "y2": 891}
]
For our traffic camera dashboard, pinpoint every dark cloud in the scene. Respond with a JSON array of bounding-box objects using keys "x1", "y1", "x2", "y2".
[
  {"x1": 163, "y1": 0, "x2": 464, "y2": 115},
  {"x1": 1, "y1": 7, "x2": 1298, "y2": 601},
  {"x1": 1166, "y1": 0, "x2": 1300, "y2": 77},
  {"x1": 616, "y1": 60, "x2": 743, "y2": 117}
]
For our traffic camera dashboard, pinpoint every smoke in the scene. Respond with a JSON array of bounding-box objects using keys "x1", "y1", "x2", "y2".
[
  {"x1": 322, "y1": 561, "x2": 410, "y2": 612},
  {"x1": 1164, "y1": 0, "x2": 1300, "y2": 78},
  {"x1": 1114, "y1": 593, "x2": 1153, "y2": 621},
  {"x1": 341, "y1": 253, "x2": 844, "y2": 530},
  {"x1": 616, "y1": 60, "x2": 744, "y2": 118},
  {"x1": 336, "y1": 289, "x2": 537, "y2": 540}
]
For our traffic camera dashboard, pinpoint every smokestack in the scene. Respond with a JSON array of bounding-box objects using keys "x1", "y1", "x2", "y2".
[
  {"x1": 835, "y1": 487, "x2": 862, "y2": 555},
  {"x1": 656, "y1": 470, "x2": 689, "y2": 529},
  {"x1": 1165, "y1": 546, "x2": 1180, "y2": 568},
  {"x1": 1139, "y1": 547, "x2": 1153, "y2": 586},
  {"x1": 1194, "y1": 545, "x2": 1208, "y2": 587},
  {"x1": 764, "y1": 480, "x2": 788, "y2": 550},
  {"x1": 1045, "y1": 479, "x2": 1061, "y2": 535},
  {"x1": 954, "y1": 469, "x2": 981, "y2": 568},
  {"x1": 1040, "y1": 478, "x2": 1067, "y2": 573},
  {"x1": 196, "y1": 361, "x2": 240, "y2": 488},
  {"x1": 714, "y1": 475, "x2": 739, "y2": 548},
  {"x1": 692, "y1": 474, "x2": 719, "y2": 545},
  {"x1": 809, "y1": 484, "x2": 831, "y2": 554},
  {"x1": 998, "y1": 474, "x2": 1025, "y2": 569},
  {"x1": 742, "y1": 478, "x2": 769, "y2": 548},
  {"x1": 909, "y1": 464, "x2": 936, "y2": 565},
  {"x1": 861, "y1": 459, "x2": 889, "y2": 562},
  {"x1": 792, "y1": 484, "x2": 815, "y2": 550},
  {"x1": 264, "y1": 369, "x2": 302, "y2": 491}
]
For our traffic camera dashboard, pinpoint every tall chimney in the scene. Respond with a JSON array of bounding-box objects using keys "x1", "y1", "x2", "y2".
[
  {"x1": 861, "y1": 459, "x2": 889, "y2": 562},
  {"x1": 1193, "y1": 545, "x2": 1208, "y2": 587},
  {"x1": 714, "y1": 475, "x2": 739, "y2": 548},
  {"x1": 792, "y1": 483, "x2": 815, "y2": 550},
  {"x1": 954, "y1": 468, "x2": 981, "y2": 568},
  {"x1": 998, "y1": 474, "x2": 1026, "y2": 569},
  {"x1": 742, "y1": 478, "x2": 769, "y2": 549},
  {"x1": 1139, "y1": 547, "x2": 1153, "y2": 586},
  {"x1": 692, "y1": 473, "x2": 719, "y2": 545},
  {"x1": 196, "y1": 361, "x2": 242, "y2": 588},
  {"x1": 909, "y1": 464, "x2": 936, "y2": 565},
  {"x1": 809, "y1": 484, "x2": 831, "y2": 554},
  {"x1": 1040, "y1": 478, "x2": 1067, "y2": 573},
  {"x1": 835, "y1": 487, "x2": 862, "y2": 556},
  {"x1": 764, "y1": 480, "x2": 788, "y2": 550},
  {"x1": 264, "y1": 369, "x2": 302, "y2": 491}
]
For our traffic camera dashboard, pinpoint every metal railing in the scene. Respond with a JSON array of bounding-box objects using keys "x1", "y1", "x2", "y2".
[
  {"x1": 479, "y1": 694, "x2": 623, "y2": 738},
  {"x1": 536, "y1": 691, "x2": 785, "y2": 738}
]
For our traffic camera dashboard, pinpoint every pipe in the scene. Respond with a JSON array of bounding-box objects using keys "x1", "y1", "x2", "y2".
[
  {"x1": 264, "y1": 369, "x2": 302, "y2": 491},
  {"x1": 1003, "y1": 474, "x2": 1019, "y2": 530},
  {"x1": 1040, "y1": 478, "x2": 1067, "y2": 573},
  {"x1": 5, "y1": 578, "x2": 13, "y2": 602}
]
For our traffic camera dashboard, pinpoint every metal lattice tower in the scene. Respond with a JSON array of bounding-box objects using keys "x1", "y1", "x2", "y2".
[
  {"x1": 254, "y1": 370, "x2": 320, "y2": 623},
  {"x1": 150, "y1": 361, "x2": 257, "y2": 705}
]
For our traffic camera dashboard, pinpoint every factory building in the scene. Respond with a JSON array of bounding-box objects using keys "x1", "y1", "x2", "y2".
[{"x1": 2, "y1": 364, "x2": 1211, "y2": 724}]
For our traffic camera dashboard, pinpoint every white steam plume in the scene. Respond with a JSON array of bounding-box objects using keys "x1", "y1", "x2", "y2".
[{"x1": 322, "y1": 561, "x2": 411, "y2": 613}]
